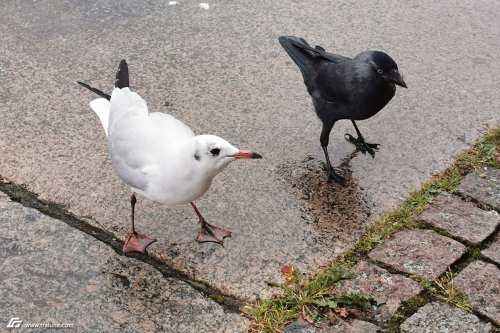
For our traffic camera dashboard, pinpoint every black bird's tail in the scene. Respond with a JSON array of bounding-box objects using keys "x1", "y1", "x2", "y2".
[
  {"x1": 278, "y1": 36, "x2": 317, "y2": 76},
  {"x1": 115, "y1": 59, "x2": 129, "y2": 88},
  {"x1": 76, "y1": 81, "x2": 111, "y2": 100}
]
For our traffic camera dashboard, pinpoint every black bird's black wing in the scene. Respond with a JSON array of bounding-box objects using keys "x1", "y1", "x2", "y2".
[
  {"x1": 278, "y1": 36, "x2": 317, "y2": 76},
  {"x1": 115, "y1": 59, "x2": 129, "y2": 88},
  {"x1": 278, "y1": 36, "x2": 350, "y2": 71},
  {"x1": 312, "y1": 46, "x2": 350, "y2": 64},
  {"x1": 279, "y1": 36, "x2": 352, "y2": 101},
  {"x1": 314, "y1": 62, "x2": 353, "y2": 105}
]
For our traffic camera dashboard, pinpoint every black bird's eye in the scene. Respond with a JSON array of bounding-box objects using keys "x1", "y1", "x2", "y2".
[
  {"x1": 210, "y1": 148, "x2": 220, "y2": 156},
  {"x1": 377, "y1": 69, "x2": 383, "y2": 74}
]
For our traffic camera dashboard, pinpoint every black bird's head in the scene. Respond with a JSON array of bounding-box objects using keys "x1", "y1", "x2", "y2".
[{"x1": 355, "y1": 51, "x2": 407, "y2": 88}]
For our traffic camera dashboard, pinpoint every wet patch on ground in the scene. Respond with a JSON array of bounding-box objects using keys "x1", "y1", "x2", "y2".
[{"x1": 276, "y1": 154, "x2": 373, "y2": 246}]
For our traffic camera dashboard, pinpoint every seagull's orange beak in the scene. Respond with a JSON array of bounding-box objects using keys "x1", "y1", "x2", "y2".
[{"x1": 230, "y1": 150, "x2": 262, "y2": 159}]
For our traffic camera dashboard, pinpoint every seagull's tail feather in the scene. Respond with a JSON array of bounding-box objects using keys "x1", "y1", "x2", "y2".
[
  {"x1": 89, "y1": 98, "x2": 110, "y2": 136},
  {"x1": 109, "y1": 60, "x2": 148, "y2": 118},
  {"x1": 115, "y1": 59, "x2": 129, "y2": 89},
  {"x1": 109, "y1": 87, "x2": 149, "y2": 118},
  {"x1": 278, "y1": 36, "x2": 318, "y2": 76},
  {"x1": 77, "y1": 81, "x2": 111, "y2": 100}
]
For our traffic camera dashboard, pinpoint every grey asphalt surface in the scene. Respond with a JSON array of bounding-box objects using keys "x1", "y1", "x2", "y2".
[{"x1": 0, "y1": 0, "x2": 499, "y2": 304}]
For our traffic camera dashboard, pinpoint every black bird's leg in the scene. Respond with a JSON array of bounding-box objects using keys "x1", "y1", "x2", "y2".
[
  {"x1": 322, "y1": 146, "x2": 345, "y2": 184},
  {"x1": 345, "y1": 120, "x2": 380, "y2": 157},
  {"x1": 320, "y1": 123, "x2": 345, "y2": 184}
]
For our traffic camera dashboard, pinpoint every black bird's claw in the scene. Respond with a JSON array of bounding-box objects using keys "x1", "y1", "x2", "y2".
[
  {"x1": 344, "y1": 133, "x2": 379, "y2": 157},
  {"x1": 326, "y1": 167, "x2": 346, "y2": 185}
]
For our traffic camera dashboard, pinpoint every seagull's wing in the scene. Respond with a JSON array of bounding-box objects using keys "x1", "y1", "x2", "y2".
[
  {"x1": 107, "y1": 87, "x2": 195, "y2": 191},
  {"x1": 148, "y1": 112, "x2": 195, "y2": 139},
  {"x1": 89, "y1": 98, "x2": 110, "y2": 136}
]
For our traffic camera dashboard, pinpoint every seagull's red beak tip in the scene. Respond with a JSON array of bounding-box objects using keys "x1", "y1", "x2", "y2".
[{"x1": 231, "y1": 150, "x2": 262, "y2": 159}]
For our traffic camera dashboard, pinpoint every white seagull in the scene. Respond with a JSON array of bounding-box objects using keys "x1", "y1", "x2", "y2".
[{"x1": 78, "y1": 60, "x2": 261, "y2": 254}]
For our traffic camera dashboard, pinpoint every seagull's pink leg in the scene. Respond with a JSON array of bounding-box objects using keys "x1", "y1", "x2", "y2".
[
  {"x1": 123, "y1": 193, "x2": 156, "y2": 254},
  {"x1": 190, "y1": 202, "x2": 231, "y2": 244}
]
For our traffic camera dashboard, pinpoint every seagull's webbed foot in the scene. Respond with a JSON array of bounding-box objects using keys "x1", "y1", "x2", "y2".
[
  {"x1": 196, "y1": 220, "x2": 232, "y2": 244},
  {"x1": 123, "y1": 232, "x2": 157, "y2": 254},
  {"x1": 344, "y1": 133, "x2": 379, "y2": 157}
]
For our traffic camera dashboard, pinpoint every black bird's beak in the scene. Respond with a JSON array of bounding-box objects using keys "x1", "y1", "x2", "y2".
[{"x1": 385, "y1": 70, "x2": 407, "y2": 88}]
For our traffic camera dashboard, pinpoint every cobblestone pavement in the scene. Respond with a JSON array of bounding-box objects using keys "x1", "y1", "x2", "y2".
[{"x1": 285, "y1": 167, "x2": 499, "y2": 332}]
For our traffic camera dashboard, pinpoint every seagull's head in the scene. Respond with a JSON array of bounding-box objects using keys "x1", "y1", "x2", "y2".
[{"x1": 193, "y1": 135, "x2": 262, "y2": 176}]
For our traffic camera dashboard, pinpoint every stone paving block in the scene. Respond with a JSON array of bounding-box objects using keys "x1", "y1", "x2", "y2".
[
  {"x1": 336, "y1": 261, "x2": 422, "y2": 321},
  {"x1": 283, "y1": 317, "x2": 378, "y2": 333},
  {"x1": 368, "y1": 229, "x2": 466, "y2": 280},
  {"x1": 482, "y1": 235, "x2": 500, "y2": 265},
  {"x1": 454, "y1": 261, "x2": 500, "y2": 325},
  {"x1": 400, "y1": 301, "x2": 491, "y2": 333},
  {"x1": 416, "y1": 194, "x2": 499, "y2": 244},
  {"x1": 457, "y1": 168, "x2": 500, "y2": 211},
  {"x1": 0, "y1": 192, "x2": 248, "y2": 332}
]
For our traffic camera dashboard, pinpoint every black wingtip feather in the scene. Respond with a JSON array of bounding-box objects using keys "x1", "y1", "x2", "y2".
[
  {"x1": 278, "y1": 36, "x2": 316, "y2": 75},
  {"x1": 77, "y1": 81, "x2": 111, "y2": 100},
  {"x1": 115, "y1": 59, "x2": 129, "y2": 89}
]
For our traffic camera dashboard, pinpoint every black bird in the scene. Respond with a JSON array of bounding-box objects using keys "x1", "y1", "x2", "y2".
[{"x1": 279, "y1": 36, "x2": 407, "y2": 183}]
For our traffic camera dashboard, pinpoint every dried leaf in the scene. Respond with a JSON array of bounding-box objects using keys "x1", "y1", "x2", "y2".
[
  {"x1": 335, "y1": 307, "x2": 349, "y2": 318},
  {"x1": 281, "y1": 265, "x2": 294, "y2": 275},
  {"x1": 280, "y1": 265, "x2": 296, "y2": 284}
]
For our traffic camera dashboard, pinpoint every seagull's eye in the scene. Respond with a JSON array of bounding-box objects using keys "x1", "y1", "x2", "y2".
[
  {"x1": 210, "y1": 148, "x2": 220, "y2": 156},
  {"x1": 377, "y1": 69, "x2": 383, "y2": 74}
]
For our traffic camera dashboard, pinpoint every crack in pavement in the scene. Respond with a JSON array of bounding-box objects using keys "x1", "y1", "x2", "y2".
[{"x1": 0, "y1": 175, "x2": 245, "y2": 314}]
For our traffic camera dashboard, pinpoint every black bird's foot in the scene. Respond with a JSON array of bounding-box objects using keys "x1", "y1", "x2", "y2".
[
  {"x1": 344, "y1": 134, "x2": 379, "y2": 157},
  {"x1": 324, "y1": 165, "x2": 346, "y2": 184}
]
